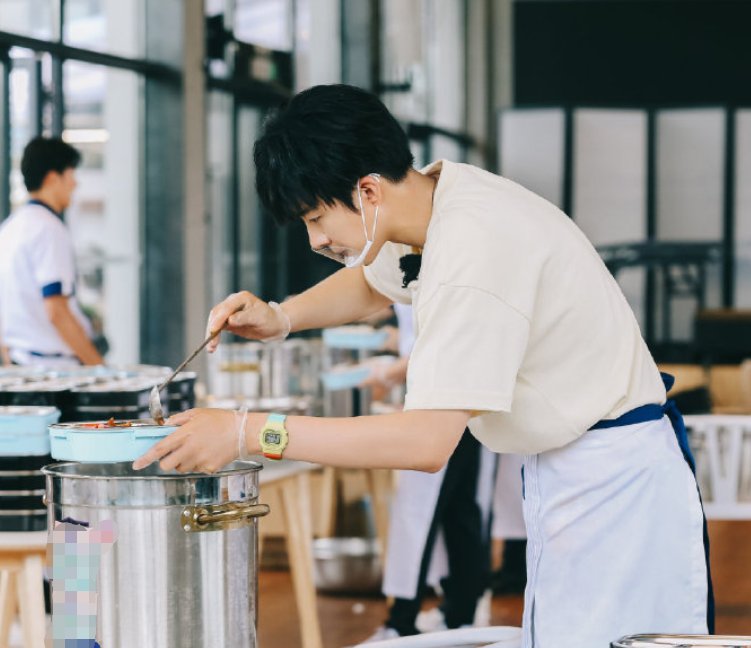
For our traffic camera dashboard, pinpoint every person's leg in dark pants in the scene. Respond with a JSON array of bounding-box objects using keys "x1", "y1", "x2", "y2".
[
  {"x1": 438, "y1": 431, "x2": 488, "y2": 628},
  {"x1": 386, "y1": 429, "x2": 488, "y2": 635}
]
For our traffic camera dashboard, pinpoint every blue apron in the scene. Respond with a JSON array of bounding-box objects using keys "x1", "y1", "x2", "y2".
[{"x1": 590, "y1": 372, "x2": 715, "y2": 633}]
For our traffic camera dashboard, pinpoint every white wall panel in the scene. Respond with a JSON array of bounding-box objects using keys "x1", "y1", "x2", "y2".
[
  {"x1": 498, "y1": 108, "x2": 564, "y2": 208},
  {"x1": 657, "y1": 109, "x2": 725, "y2": 339},
  {"x1": 573, "y1": 109, "x2": 647, "y2": 328},
  {"x1": 735, "y1": 110, "x2": 751, "y2": 308}
]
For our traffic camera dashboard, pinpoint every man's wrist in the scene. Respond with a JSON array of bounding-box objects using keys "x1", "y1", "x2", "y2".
[{"x1": 244, "y1": 412, "x2": 267, "y2": 455}]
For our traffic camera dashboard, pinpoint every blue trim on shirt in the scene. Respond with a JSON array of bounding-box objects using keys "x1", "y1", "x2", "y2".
[
  {"x1": 41, "y1": 281, "x2": 63, "y2": 298},
  {"x1": 27, "y1": 199, "x2": 61, "y2": 219}
]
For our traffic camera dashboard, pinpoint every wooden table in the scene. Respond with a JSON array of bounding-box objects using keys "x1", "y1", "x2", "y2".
[{"x1": 259, "y1": 459, "x2": 323, "y2": 648}]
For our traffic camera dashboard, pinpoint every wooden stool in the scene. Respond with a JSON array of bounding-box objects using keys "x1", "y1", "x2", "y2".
[{"x1": 0, "y1": 531, "x2": 47, "y2": 648}]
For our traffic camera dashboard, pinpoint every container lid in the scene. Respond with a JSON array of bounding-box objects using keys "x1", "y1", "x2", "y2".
[
  {"x1": 322, "y1": 326, "x2": 389, "y2": 350},
  {"x1": 0, "y1": 406, "x2": 60, "y2": 418},
  {"x1": 321, "y1": 365, "x2": 371, "y2": 391},
  {"x1": 49, "y1": 420, "x2": 171, "y2": 437}
]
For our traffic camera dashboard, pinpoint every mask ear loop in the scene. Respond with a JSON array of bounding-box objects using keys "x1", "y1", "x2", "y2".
[{"x1": 358, "y1": 174, "x2": 381, "y2": 242}]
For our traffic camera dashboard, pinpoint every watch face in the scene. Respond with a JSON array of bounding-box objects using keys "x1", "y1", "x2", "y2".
[{"x1": 263, "y1": 430, "x2": 282, "y2": 445}]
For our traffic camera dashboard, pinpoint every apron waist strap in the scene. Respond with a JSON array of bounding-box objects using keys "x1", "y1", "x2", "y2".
[
  {"x1": 589, "y1": 403, "x2": 664, "y2": 430},
  {"x1": 589, "y1": 372, "x2": 694, "y2": 473}
]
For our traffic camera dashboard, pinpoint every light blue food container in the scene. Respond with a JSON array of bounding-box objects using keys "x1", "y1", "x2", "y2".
[
  {"x1": 0, "y1": 406, "x2": 61, "y2": 456},
  {"x1": 49, "y1": 421, "x2": 177, "y2": 463},
  {"x1": 322, "y1": 327, "x2": 389, "y2": 350},
  {"x1": 320, "y1": 366, "x2": 371, "y2": 391}
]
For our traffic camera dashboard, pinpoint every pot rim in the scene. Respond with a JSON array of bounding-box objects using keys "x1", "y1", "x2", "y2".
[{"x1": 41, "y1": 460, "x2": 263, "y2": 481}]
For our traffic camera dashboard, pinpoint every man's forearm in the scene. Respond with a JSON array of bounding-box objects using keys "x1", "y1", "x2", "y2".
[
  {"x1": 47, "y1": 303, "x2": 103, "y2": 365},
  {"x1": 283, "y1": 267, "x2": 392, "y2": 333},
  {"x1": 246, "y1": 409, "x2": 469, "y2": 472}
]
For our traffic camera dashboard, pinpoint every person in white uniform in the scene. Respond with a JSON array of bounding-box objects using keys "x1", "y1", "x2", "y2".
[
  {"x1": 0, "y1": 137, "x2": 103, "y2": 368},
  {"x1": 364, "y1": 303, "x2": 495, "y2": 642},
  {"x1": 134, "y1": 85, "x2": 713, "y2": 648}
]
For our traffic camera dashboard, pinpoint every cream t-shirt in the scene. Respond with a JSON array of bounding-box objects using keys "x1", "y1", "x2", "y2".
[{"x1": 363, "y1": 160, "x2": 665, "y2": 455}]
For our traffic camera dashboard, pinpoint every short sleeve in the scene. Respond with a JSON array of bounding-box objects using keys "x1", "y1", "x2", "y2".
[
  {"x1": 404, "y1": 284, "x2": 530, "y2": 412},
  {"x1": 362, "y1": 242, "x2": 413, "y2": 304},
  {"x1": 31, "y1": 223, "x2": 76, "y2": 298}
]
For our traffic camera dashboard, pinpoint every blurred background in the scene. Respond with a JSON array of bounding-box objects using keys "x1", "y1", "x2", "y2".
[
  {"x1": 1, "y1": 0, "x2": 749, "y2": 371},
  {"x1": 3, "y1": 3, "x2": 751, "y2": 647}
]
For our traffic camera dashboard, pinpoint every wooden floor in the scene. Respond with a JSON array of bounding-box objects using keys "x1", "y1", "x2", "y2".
[{"x1": 258, "y1": 520, "x2": 751, "y2": 647}]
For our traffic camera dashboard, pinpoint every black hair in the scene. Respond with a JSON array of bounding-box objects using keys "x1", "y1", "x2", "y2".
[
  {"x1": 254, "y1": 84, "x2": 415, "y2": 225},
  {"x1": 21, "y1": 136, "x2": 81, "y2": 191}
]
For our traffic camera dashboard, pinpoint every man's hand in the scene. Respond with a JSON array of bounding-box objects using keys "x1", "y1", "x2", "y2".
[
  {"x1": 132, "y1": 408, "x2": 264, "y2": 473},
  {"x1": 206, "y1": 292, "x2": 290, "y2": 353}
]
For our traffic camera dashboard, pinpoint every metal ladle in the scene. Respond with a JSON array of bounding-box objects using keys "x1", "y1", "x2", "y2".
[{"x1": 149, "y1": 329, "x2": 221, "y2": 425}]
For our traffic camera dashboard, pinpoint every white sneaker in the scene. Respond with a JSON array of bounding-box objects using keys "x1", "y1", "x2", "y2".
[
  {"x1": 358, "y1": 626, "x2": 401, "y2": 644},
  {"x1": 473, "y1": 588, "x2": 493, "y2": 627},
  {"x1": 415, "y1": 607, "x2": 447, "y2": 633}
]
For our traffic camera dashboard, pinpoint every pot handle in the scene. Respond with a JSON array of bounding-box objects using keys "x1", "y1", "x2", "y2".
[{"x1": 181, "y1": 501, "x2": 270, "y2": 533}]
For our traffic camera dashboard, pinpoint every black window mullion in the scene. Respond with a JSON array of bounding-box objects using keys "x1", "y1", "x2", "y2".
[
  {"x1": 51, "y1": 56, "x2": 64, "y2": 137},
  {"x1": 0, "y1": 47, "x2": 10, "y2": 221},
  {"x1": 57, "y1": 0, "x2": 65, "y2": 43}
]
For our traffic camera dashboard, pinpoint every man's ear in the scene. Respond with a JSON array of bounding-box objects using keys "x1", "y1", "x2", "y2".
[
  {"x1": 41, "y1": 170, "x2": 60, "y2": 188},
  {"x1": 358, "y1": 174, "x2": 382, "y2": 205}
]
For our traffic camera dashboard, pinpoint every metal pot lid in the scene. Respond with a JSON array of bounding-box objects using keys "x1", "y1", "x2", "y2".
[{"x1": 612, "y1": 635, "x2": 751, "y2": 647}]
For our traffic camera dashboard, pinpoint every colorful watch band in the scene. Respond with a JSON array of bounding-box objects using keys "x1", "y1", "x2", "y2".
[{"x1": 262, "y1": 413, "x2": 288, "y2": 460}]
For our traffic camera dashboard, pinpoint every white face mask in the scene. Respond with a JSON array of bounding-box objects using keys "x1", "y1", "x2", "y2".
[{"x1": 313, "y1": 174, "x2": 380, "y2": 268}]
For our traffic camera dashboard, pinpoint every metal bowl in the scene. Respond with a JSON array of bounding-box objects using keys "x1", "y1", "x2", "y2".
[{"x1": 312, "y1": 537, "x2": 382, "y2": 594}]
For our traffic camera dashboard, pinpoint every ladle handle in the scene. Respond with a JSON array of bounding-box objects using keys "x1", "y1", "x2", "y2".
[{"x1": 158, "y1": 329, "x2": 221, "y2": 391}]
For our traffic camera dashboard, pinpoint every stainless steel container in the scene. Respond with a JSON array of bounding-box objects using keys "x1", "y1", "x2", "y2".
[
  {"x1": 43, "y1": 461, "x2": 269, "y2": 648},
  {"x1": 612, "y1": 636, "x2": 751, "y2": 647},
  {"x1": 209, "y1": 339, "x2": 323, "y2": 402},
  {"x1": 313, "y1": 537, "x2": 382, "y2": 594}
]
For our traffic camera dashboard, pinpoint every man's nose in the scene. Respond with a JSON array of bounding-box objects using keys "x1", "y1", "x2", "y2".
[{"x1": 308, "y1": 230, "x2": 330, "y2": 251}]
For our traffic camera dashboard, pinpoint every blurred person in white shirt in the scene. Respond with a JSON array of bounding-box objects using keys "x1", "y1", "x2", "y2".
[{"x1": 0, "y1": 137, "x2": 103, "y2": 367}]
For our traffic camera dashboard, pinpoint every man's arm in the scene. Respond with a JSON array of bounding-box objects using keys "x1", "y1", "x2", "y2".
[
  {"x1": 44, "y1": 296, "x2": 103, "y2": 365},
  {"x1": 207, "y1": 266, "x2": 392, "y2": 350},
  {"x1": 284, "y1": 267, "x2": 392, "y2": 332},
  {"x1": 134, "y1": 408, "x2": 471, "y2": 474}
]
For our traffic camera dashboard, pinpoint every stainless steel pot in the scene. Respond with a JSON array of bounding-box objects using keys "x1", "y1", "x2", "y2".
[
  {"x1": 209, "y1": 339, "x2": 323, "y2": 402},
  {"x1": 612, "y1": 636, "x2": 751, "y2": 647},
  {"x1": 43, "y1": 461, "x2": 269, "y2": 648},
  {"x1": 313, "y1": 537, "x2": 382, "y2": 594}
]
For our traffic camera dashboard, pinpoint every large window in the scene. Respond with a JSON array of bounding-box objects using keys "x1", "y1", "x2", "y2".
[
  {"x1": 63, "y1": 0, "x2": 143, "y2": 58},
  {"x1": 0, "y1": 1, "x2": 57, "y2": 40},
  {"x1": 0, "y1": 0, "x2": 166, "y2": 366},
  {"x1": 7, "y1": 47, "x2": 53, "y2": 211},
  {"x1": 63, "y1": 62, "x2": 141, "y2": 363}
]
